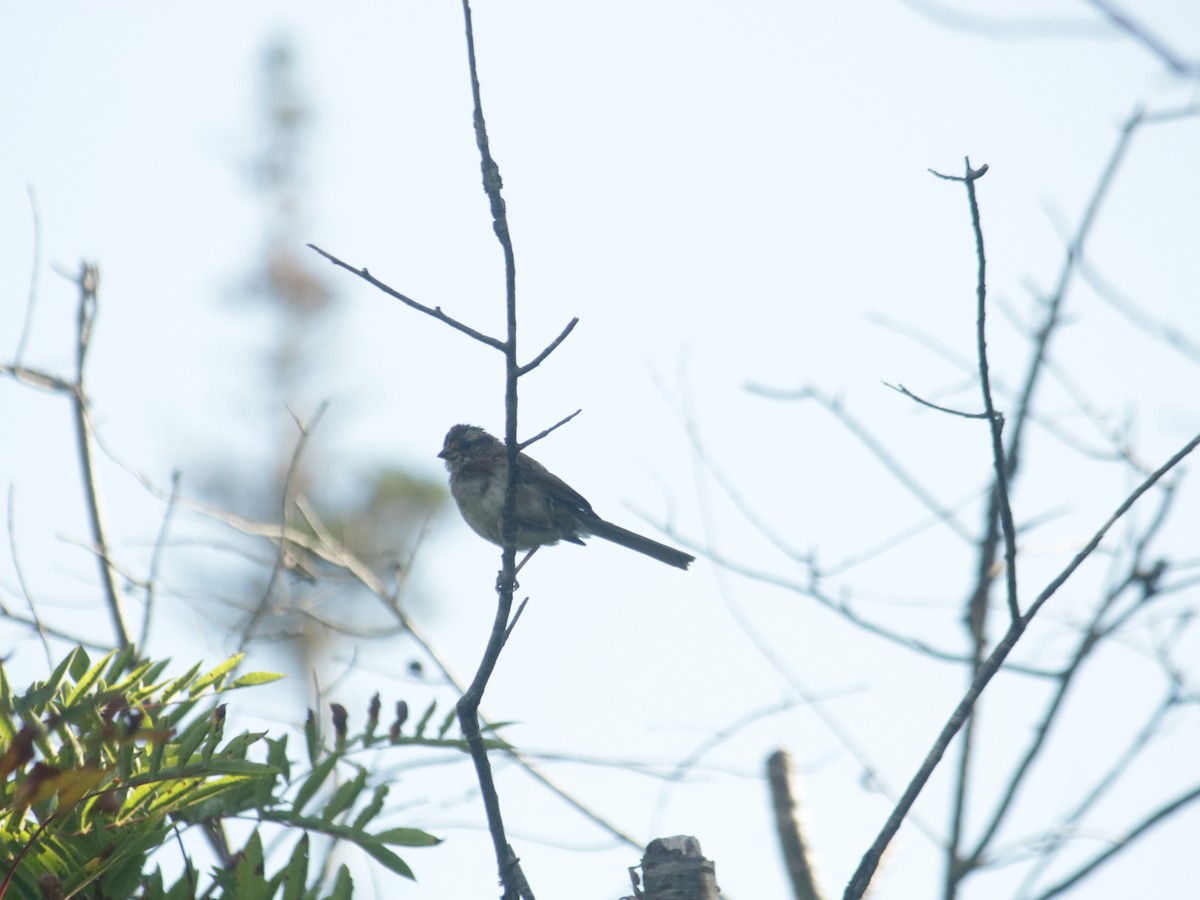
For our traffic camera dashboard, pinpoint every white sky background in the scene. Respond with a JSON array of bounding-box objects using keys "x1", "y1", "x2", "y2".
[{"x1": 2, "y1": 2, "x2": 1199, "y2": 898}]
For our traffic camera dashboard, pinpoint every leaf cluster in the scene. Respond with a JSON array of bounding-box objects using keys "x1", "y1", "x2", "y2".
[{"x1": 0, "y1": 647, "x2": 443, "y2": 899}]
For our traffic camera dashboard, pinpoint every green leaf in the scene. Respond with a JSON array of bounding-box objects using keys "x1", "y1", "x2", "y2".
[
  {"x1": 359, "y1": 841, "x2": 416, "y2": 880},
  {"x1": 230, "y1": 671, "x2": 286, "y2": 689},
  {"x1": 304, "y1": 709, "x2": 320, "y2": 765},
  {"x1": 67, "y1": 646, "x2": 91, "y2": 682},
  {"x1": 192, "y1": 758, "x2": 281, "y2": 778},
  {"x1": 158, "y1": 661, "x2": 202, "y2": 705},
  {"x1": 188, "y1": 653, "x2": 246, "y2": 698},
  {"x1": 230, "y1": 830, "x2": 274, "y2": 900},
  {"x1": 266, "y1": 735, "x2": 291, "y2": 780},
  {"x1": 220, "y1": 730, "x2": 268, "y2": 760},
  {"x1": 326, "y1": 865, "x2": 353, "y2": 900},
  {"x1": 322, "y1": 767, "x2": 366, "y2": 821},
  {"x1": 201, "y1": 706, "x2": 227, "y2": 761},
  {"x1": 25, "y1": 647, "x2": 78, "y2": 710},
  {"x1": 142, "y1": 657, "x2": 172, "y2": 687},
  {"x1": 413, "y1": 700, "x2": 437, "y2": 739},
  {"x1": 64, "y1": 649, "x2": 118, "y2": 705},
  {"x1": 279, "y1": 832, "x2": 309, "y2": 900},
  {"x1": 293, "y1": 755, "x2": 337, "y2": 815},
  {"x1": 104, "y1": 644, "x2": 138, "y2": 683},
  {"x1": 436, "y1": 708, "x2": 457, "y2": 740},
  {"x1": 258, "y1": 812, "x2": 431, "y2": 879},
  {"x1": 106, "y1": 658, "x2": 155, "y2": 695},
  {"x1": 256, "y1": 736, "x2": 290, "y2": 807},
  {"x1": 373, "y1": 826, "x2": 443, "y2": 847},
  {"x1": 166, "y1": 866, "x2": 200, "y2": 900},
  {"x1": 141, "y1": 868, "x2": 165, "y2": 900},
  {"x1": 351, "y1": 783, "x2": 388, "y2": 831}
]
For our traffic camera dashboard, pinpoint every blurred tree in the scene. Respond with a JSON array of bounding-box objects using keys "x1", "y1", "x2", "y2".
[{"x1": 199, "y1": 36, "x2": 444, "y2": 686}]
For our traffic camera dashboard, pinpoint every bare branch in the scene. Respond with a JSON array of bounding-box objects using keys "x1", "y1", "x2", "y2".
[
  {"x1": 307, "y1": 242, "x2": 505, "y2": 351},
  {"x1": 883, "y1": 381, "x2": 989, "y2": 419},
  {"x1": 768, "y1": 750, "x2": 827, "y2": 900},
  {"x1": 955, "y1": 157, "x2": 1021, "y2": 622},
  {"x1": 517, "y1": 409, "x2": 582, "y2": 452},
  {"x1": 13, "y1": 185, "x2": 42, "y2": 365},
  {"x1": 518, "y1": 317, "x2": 580, "y2": 375},
  {"x1": 1085, "y1": 0, "x2": 1200, "y2": 76},
  {"x1": 454, "y1": 3, "x2": 532, "y2": 897},
  {"x1": 843, "y1": 429, "x2": 1200, "y2": 899}
]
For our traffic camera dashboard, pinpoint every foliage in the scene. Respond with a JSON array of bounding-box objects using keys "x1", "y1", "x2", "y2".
[{"x1": 0, "y1": 647, "x2": 443, "y2": 899}]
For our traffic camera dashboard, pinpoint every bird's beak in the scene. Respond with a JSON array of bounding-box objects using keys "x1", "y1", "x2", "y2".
[{"x1": 437, "y1": 448, "x2": 448, "y2": 459}]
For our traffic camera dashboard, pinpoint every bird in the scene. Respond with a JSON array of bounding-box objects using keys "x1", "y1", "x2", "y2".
[{"x1": 438, "y1": 424, "x2": 694, "y2": 571}]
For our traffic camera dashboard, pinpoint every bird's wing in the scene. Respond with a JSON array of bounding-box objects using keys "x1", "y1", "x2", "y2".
[{"x1": 516, "y1": 451, "x2": 595, "y2": 515}]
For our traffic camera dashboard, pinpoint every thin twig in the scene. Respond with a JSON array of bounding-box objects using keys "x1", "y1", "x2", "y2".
[
  {"x1": 883, "y1": 382, "x2": 988, "y2": 419},
  {"x1": 502, "y1": 597, "x2": 530, "y2": 644},
  {"x1": 517, "y1": 409, "x2": 582, "y2": 451},
  {"x1": 1085, "y1": 0, "x2": 1200, "y2": 76},
  {"x1": 6, "y1": 487, "x2": 53, "y2": 666},
  {"x1": 307, "y1": 243, "x2": 505, "y2": 351},
  {"x1": 962, "y1": 159, "x2": 1020, "y2": 624},
  {"x1": 871, "y1": 311, "x2": 1141, "y2": 468},
  {"x1": 518, "y1": 318, "x2": 580, "y2": 375},
  {"x1": 140, "y1": 470, "x2": 181, "y2": 649},
  {"x1": 14, "y1": 185, "x2": 42, "y2": 365},
  {"x1": 932, "y1": 158, "x2": 1021, "y2": 621}
]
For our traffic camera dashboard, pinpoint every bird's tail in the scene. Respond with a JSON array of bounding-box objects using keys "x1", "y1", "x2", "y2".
[{"x1": 585, "y1": 518, "x2": 695, "y2": 570}]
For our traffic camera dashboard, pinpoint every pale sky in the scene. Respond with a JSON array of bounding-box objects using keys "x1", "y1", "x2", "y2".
[{"x1": 2, "y1": 2, "x2": 1199, "y2": 898}]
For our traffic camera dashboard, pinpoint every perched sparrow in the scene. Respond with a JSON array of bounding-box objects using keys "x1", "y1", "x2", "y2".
[{"x1": 438, "y1": 424, "x2": 694, "y2": 570}]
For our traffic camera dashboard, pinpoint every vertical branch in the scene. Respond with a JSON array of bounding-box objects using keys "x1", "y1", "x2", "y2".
[
  {"x1": 931, "y1": 159, "x2": 1020, "y2": 622},
  {"x1": 454, "y1": 3, "x2": 532, "y2": 899},
  {"x1": 768, "y1": 750, "x2": 826, "y2": 900},
  {"x1": 69, "y1": 263, "x2": 131, "y2": 650},
  {"x1": 961, "y1": 161, "x2": 1020, "y2": 624},
  {"x1": 934, "y1": 114, "x2": 1149, "y2": 896},
  {"x1": 932, "y1": 159, "x2": 1013, "y2": 900}
]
